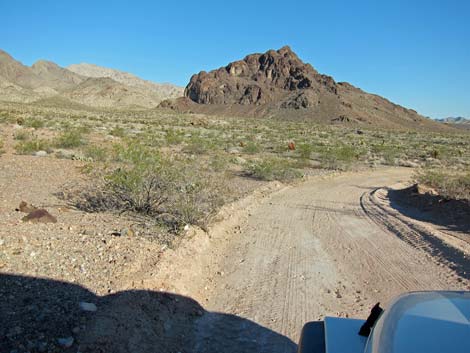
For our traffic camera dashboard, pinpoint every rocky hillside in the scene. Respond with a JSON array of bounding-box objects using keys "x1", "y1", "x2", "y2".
[
  {"x1": 162, "y1": 46, "x2": 445, "y2": 130},
  {"x1": 0, "y1": 49, "x2": 183, "y2": 108},
  {"x1": 67, "y1": 63, "x2": 183, "y2": 101}
]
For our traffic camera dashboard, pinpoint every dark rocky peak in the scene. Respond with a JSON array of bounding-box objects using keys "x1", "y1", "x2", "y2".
[{"x1": 185, "y1": 46, "x2": 337, "y2": 107}]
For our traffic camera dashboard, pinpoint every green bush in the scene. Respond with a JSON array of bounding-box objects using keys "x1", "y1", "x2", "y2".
[
  {"x1": 55, "y1": 129, "x2": 85, "y2": 149},
  {"x1": 84, "y1": 145, "x2": 108, "y2": 162},
  {"x1": 110, "y1": 126, "x2": 126, "y2": 138},
  {"x1": 165, "y1": 128, "x2": 184, "y2": 145},
  {"x1": 77, "y1": 142, "x2": 223, "y2": 232},
  {"x1": 416, "y1": 169, "x2": 470, "y2": 202},
  {"x1": 371, "y1": 144, "x2": 399, "y2": 165},
  {"x1": 13, "y1": 131, "x2": 30, "y2": 141},
  {"x1": 183, "y1": 135, "x2": 216, "y2": 155},
  {"x1": 320, "y1": 145, "x2": 361, "y2": 169},
  {"x1": 209, "y1": 154, "x2": 229, "y2": 172},
  {"x1": 24, "y1": 118, "x2": 45, "y2": 129},
  {"x1": 243, "y1": 141, "x2": 261, "y2": 154},
  {"x1": 297, "y1": 143, "x2": 314, "y2": 160},
  {"x1": 247, "y1": 157, "x2": 302, "y2": 181},
  {"x1": 15, "y1": 138, "x2": 51, "y2": 154}
]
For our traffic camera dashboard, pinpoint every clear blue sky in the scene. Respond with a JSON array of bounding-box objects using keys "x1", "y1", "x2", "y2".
[{"x1": 1, "y1": 0, "x2": 469, "y2": 118}]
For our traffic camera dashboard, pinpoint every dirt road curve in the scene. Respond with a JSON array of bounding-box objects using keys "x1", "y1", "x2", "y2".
[{"x1": 182, "y1": 168, "x2": 468, "y2": 353}]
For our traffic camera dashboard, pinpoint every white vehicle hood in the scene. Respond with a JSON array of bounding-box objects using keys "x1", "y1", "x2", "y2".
[{"x1": 365, "y1": 291, "x2": 470, "y2": 353}]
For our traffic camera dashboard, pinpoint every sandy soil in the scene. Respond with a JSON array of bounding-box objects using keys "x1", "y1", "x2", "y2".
[
  {"x1": 146, "y1": 168, "x2": 469, "y2": 353},
  {"x1": 1, "y1": 124, "x2": 468, "y2": 353}
]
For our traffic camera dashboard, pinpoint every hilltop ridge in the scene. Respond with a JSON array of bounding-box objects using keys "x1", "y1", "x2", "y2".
[
  {"x1": 0, "y1": 50, "x2": 183, "y2": 108},
  {"x1": 162, "y1": 46, "x2": 446, "y2": 130}
]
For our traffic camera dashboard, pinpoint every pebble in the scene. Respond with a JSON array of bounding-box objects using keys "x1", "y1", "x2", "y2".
[
  {"x1": 57, "y1": 337, "x2": 74, "y2": 348},
  {"x1": 79, "y1": 301, "x2": 97, "y2": 312}
]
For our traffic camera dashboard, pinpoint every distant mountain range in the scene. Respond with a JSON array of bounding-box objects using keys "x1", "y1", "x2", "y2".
[
  {"x1": 436, "y1": 117, "x2": 470, "y2": 124},
  {"x1": 0, "y1": 49, "x2": 183, "y2": 108}
]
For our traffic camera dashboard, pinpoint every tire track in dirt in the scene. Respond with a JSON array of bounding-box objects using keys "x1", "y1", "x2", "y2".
[{"x1": 152, "y1": 168, "x2": 468, "y2": 353}]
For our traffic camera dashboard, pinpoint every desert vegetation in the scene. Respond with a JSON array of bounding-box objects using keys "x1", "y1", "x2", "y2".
[
  {"x1": 1, "y1": 101, "x2": 469, "y2": 238},
  {"x1": 416, "y1": 169, "x2": 470, "y2": 203}
]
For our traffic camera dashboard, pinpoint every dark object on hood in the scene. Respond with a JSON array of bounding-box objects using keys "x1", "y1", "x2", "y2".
[{"x1": 358, "y1": 302, "x2": 383, "y2": 337}]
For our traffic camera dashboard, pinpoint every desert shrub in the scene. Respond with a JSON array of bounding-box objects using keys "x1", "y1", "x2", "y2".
[
  {"x1": 320, "y1": 145, "x2": 360, "y2": 169},
  {"x1": 371, "y1": 144, "x2": 399, "y2": 165},
  {"x1": 84, "y1": 145, "x2": 108, "y2": 162},
  {"x1": 13, "y1": 131, "x2": 30, "y2": 141},
  {"x1": 55, "y1": 129, "x2": 85, "y2": 149},
  {"x1": 209, "y1": 154, "x2": 229, "y2": 172},
  {"x1": 0, "y1": 139, "x2": 4, "y2": 155},
  {"x1": 15, "y1": 138, "x2": 51, "y2": 154},
  {"x1": 74, "y1": 142, "x2": 223, "y2": 232},
  {"x1": 110, "y1": 126, "x2": 126, "y2": 138},
  {"x1": 297, "y1": 143, "x2": 314, "y2": 160},
  {"x1": 428, "y1": 145, "x2": 454, "y2": 161},
  {"x1": 416, "y1": 168, "x2": 470, "y2": 202},
  {"x1": 24, "y1": 118, "x2": 45, "y2": 129},
  {"x1": 243, "y1": 141, "x2": 261, "y2": 154},
  {"x1": 247, "y1": 157, "x2": 302, "y2": 181},
  {"x1": 183, "y1": 135, "x2": 216, "y2": 155},
  {"x1": 0, "y1": 112, "x2": 16, "y2": 124},
  {"x1": 165, "y1": 128, "x2": 184, "y2": 145}
]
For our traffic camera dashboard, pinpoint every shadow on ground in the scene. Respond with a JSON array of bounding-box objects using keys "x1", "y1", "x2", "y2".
[
  {"x1": 0, "y1": 274, "x2": 296, "y2": 353},
  {"x1": 385, "y1": 186, "x2": 470, "y2": 280},
  {"x1": 388, "y1": 185, "x2": 470, "y2": 235}
]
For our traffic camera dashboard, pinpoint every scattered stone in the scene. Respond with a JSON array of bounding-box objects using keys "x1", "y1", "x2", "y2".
[
  {"x1": 398, "y1": 159, "x2": 419, "y2": 168},
  {"x1": 226, "y1": 147, "x2": 242, "y2": 154},
  {"x1": 234, "y1": 156, "x2": 247, "y2": 164},
  {"x1": 16, "y1": 201, "x2": 38, "y2": 213},
  {"x1": 79, "y1": 301, "x2": 97, "y2": 312},
  {"x1": 34, "y1": 150, "x2": 48, "y2": 157},
  {"x1": 120, "y1": 228, "x2": 134, "y2": 237},
  {"x1": 22, "y1": 209, "x2": 57, "y2": 223},
  {"x1": 57, "y1": 337, "x2": 74, "y2": 348}
]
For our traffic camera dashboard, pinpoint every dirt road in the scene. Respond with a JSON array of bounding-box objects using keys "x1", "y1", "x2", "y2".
[
  {"x1": 170, "y1": 168, "x2": 468, "y2": 353},
  {"x1": 3, "y1": 161, "x2": 468, "y2": 353}
]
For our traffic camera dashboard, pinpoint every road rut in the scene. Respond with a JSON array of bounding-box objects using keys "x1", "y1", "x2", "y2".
[{"x1": 189, "y1": 168, "x2": 468, "y2": 352}]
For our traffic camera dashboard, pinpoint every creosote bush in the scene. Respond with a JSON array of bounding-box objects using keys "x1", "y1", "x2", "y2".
[
  {"x1": 75, "y1": 142, "x2": 223, "y2": 232},
  {"x1": 15, "y1": 138, "x2": 51, "y2": 154},
  {"x1": 247, "y1": 157, "x2": 302, "y2": 181},
  {"x1": 13, "y1": 131, "x2": 30, "y2": 141},
  {"x1": 110, "y1": 126, "x2": 126, "y2": 138},
  {"x1": 84, "y1": 145, "x2": 108, "y2": 162},
  {"x1": 320, "y1": 145, "x2": 361, "y2": 170},
  {"x1": 24, "y1": 118, "x2": 45, "y2": 129},
  {"x1": 55, "y1": 129, "x2": 85, "y2": 149},
  {"x1": 416, "y1": 168, "x2": 470, "y2": 202}
]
